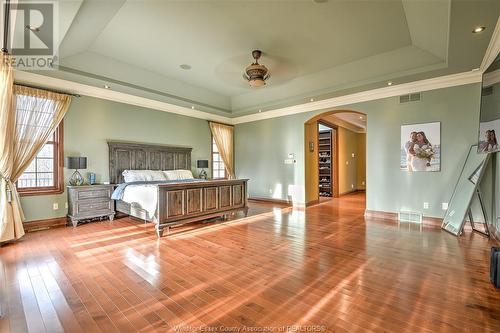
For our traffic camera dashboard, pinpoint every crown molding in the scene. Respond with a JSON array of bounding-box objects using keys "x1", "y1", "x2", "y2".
[
  {"x1": 483, "y1": 68, "x2": 500, "y2": 87},
  {"x1": 231, "y1": 70, "x2": 482, "y2": 124},
  {"x1": 13, "y1": 70, "x2": 232, "y2": 123},
  {"x1": 14, "y1": 69, "x2": 482, "y2": 126},
  {"x1": 480, "y1": 16, "x2": 500, "y2": 72}
]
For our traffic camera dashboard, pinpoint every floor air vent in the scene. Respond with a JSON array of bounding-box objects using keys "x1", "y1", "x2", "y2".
[
  {"x1": 398, "y1": 211, "x2": 422, "y2": 223},
  {"x1": 399, "y1": 93, "x2": 421, "y2": 104}
]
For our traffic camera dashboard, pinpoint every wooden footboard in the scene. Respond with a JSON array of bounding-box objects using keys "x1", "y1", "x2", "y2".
[{"x1": 155, "y1": 179, "x2": 248, "y2": 237}]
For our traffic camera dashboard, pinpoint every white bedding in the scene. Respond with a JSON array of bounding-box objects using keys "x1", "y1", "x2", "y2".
[
  {"x1": 118, "y1": 169, "x2": 197, "y2": 219},
  {"x1": 121, "y1": 184, "x2": 159, "y2": 219}
]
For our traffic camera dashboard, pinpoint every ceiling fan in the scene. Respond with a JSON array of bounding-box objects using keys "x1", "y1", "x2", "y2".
[{"x1": 243, "y1": 50, "x2": 270, "y2": 88}]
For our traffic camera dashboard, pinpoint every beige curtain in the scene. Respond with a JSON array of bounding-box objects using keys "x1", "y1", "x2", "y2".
[
  {"x1": 209, "y1": 122, "x2": 235, "y2": 179},
  {"x1": 0, "y1": 54, "x2": 72, "y2": 242}
]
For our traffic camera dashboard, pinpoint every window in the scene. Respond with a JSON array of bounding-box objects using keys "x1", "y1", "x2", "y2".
[
  {"x1": 17, "y1": 122, "x2": 64, "y2": 196},
  {"x1": 212, "y1": 137, "x2": 227, "y2": 179}
]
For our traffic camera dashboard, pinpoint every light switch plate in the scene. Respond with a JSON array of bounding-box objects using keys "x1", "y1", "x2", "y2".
[
  {"x1": 423, "y1": 202, "x2": 429, "y2": 209},
  {"x1": 442, "y1": 202, "x2": 448, "y2": 210}
]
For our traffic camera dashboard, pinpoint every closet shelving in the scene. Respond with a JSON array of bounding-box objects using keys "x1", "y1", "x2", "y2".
[{"x1": 318, "y1": 129, "x2": 332, "y2": 197}]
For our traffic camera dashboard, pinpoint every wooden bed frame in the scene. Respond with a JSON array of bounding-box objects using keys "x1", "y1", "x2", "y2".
[{"x1": 108, "y1": 141, "x2": 248, "y2": 237}]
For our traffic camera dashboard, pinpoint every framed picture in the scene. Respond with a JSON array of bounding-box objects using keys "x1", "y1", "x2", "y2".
[
  {"x1": 478, "y1": 118, "x2": 500, "y2": 154},
  {"x1": 400, "y1": 121, "x2": 441, "y2": 172}
]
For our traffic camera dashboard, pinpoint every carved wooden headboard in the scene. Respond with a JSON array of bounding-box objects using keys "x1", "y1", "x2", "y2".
[{"x1": 108, "y1": 141, "x2": 192, "y2": 184}]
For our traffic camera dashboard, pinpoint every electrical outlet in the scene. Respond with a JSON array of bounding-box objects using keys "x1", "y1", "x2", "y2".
[
  {"x1": 442, "y1": 202, "x2": 448, "y2": 210},
  {"x1": 351, "y1": 184, "x2": 354, "y2": 189},
  {"x1": 362, "y1": 181, "x2": 365, "y2": 186},
  {"x1": 346, "y1": 161, "x2": 349, "y2": 165},
  {"x1": 53, "y1": 203, "x2": 59, "y2": 210},
  {"x1": 423, "y1": 202, "x2": 429, "y2": 209},
  {"x1": 351, "y1": 153, "x2": 355, "y2": 158}
]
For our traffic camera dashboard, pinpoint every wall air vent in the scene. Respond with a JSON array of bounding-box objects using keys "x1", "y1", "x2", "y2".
[
  {"x1": 399, "y1": 93, "x2": 421, "y2": 104},
  {"x1": 482, "y1": 86, "x2": 493, "y2": 96},
  {"x1": 398, "y1": 211, "x2": 422, "y2": 224}
]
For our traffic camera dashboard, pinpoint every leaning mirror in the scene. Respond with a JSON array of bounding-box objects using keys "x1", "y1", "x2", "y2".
[
  {"x1": 442, "y1": 145, "x2": 490, "y2": 235},
  {"x1": 478, "y1": 52, "x2": 500, "y2": 153}
]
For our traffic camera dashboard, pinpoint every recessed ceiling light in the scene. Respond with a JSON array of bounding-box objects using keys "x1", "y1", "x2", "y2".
[
  {"x1": 103, "y1": 84, "x2": 110, "y2": 89},
  {"x1": 472, "y1": 26, "x2": 486, "y2": 33},
  {"x1": 387, "y1": 81, "x2": 393, "y2": 86},
  {"x1": 258, "y1": 109, "x2": 262, "y2": 113},
  {"x1": 359, "y1": 116, "x2": 363, "y2": 119},
  {"x1": 25, "y1": 25, "x2": 40, "y2": 32},
  {"x1": 310, "y1": 98, "x2": 314, "y2": 102},
  {"x1": 180, "y1": 64, "x2": 192, "y2": 70},
  {"x1": 191, "y1": 106, "x2": 195, "y2": 109}
]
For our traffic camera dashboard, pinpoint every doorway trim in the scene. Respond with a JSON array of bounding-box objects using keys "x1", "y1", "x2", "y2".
[{"x1": 304, "y1": 109, "x2": 366, "y2": 206}]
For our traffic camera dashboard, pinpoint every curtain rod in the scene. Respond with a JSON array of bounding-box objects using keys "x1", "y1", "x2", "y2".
[
  {"x1": 14, "y1": 82, "x2": 81, "y2": 98},
  {"x1": 2, "y1": 0, "x2": 10, "y2": 53}
]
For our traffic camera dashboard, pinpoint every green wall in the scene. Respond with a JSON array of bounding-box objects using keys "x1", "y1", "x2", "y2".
[
  {"x1": 21, "y1": 96, "x2": 212, "y2": 221},
  {"x1": 337, "y1": 127, "x2": 364, "y2": 195},
  {"x1": 235, "y1": 83, "x2": 483, "y2": 218},
  {"x1": 357, "y1": 133, "x2": 366, "y2": 190},
  {"x1": 234, "y1": 115, "x2": 305, "y2": 202},
  {"x1": 481, "y1": 81, "x2": 500, "y2": 122}
]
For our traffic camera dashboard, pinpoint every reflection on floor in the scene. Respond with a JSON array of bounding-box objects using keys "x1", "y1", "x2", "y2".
[{"x1": 1, "y1": 192, "x2": 499, "y2": 332}]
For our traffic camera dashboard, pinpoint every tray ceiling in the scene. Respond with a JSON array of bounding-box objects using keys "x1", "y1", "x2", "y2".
[{"x1": 11, "y1": 0, "x2": 500, "y2": 116}]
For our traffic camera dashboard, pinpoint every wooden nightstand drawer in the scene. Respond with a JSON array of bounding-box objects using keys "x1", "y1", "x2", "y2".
[
  {"x1": 77, "y1": 188, "x2": 112, "y2": 200},
  {"x1": 76, "y1": 199, "x2": 113, "y2": 214}
]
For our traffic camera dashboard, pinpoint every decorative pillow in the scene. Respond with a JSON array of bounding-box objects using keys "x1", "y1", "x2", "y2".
[
  {"x1": 163, "y1": 169, "x2": 194, "y2": 181},
  {"x1": 122, "y1": 170, "x2": 167, "y2": 183}
]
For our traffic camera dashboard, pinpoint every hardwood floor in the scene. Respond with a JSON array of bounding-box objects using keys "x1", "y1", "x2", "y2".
[{"x1": 1, "y1": 192, "x2": 499, "y2": 333}]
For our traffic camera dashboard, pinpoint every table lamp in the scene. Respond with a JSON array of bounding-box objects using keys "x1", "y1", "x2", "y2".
[
  {"x1": 197, "y1": 160, "x2": 209, "y2": 179},
  {"x1": 66, "y1": 157, "x2": 87, "y2": 186}
]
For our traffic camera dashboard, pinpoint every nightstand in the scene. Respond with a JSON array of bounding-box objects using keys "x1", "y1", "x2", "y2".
[{"x1": 67, "y1": 184, "x2": 115, "y2": 227}]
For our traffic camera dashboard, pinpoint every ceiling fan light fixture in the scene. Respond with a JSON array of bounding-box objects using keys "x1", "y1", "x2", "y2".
[
  {"x1": 243, "y1": 50, "x2": 270, "y2": 88},
  {"x1": 248, "y1": 77, "x2": 267, "y2": 88}
]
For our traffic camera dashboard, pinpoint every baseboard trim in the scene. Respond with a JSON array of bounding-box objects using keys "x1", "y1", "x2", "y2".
[
  {"x1": 24, "y1": 217, "x2": 68, "y2": 232},
  {"x1": 339, "y1": 189, "x2": 365, "y2": 196},
  {"x1": 364, "y1": 210, "x2": 443, "y2": 228},
  {"x1": 306, "y1": 199, "x2": 319, "y2": 207},
  {"x1": 248, "y1": 197, "x2": 291, "y2": 206},
  {"x1": 364, "y1": 210, "x2": 397, "y2": 220}
]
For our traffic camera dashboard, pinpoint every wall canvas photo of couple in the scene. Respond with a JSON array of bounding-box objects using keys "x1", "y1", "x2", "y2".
[
  {"x1": 400, "y1": 122, "x2": 441, "y2": 172},
  {"x1": 478, "y1": 118, "x2": 499, "y2": 154}
]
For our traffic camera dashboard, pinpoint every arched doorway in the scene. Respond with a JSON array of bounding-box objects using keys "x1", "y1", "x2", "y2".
[{"x1": 304, "y1": 110, "x2": 367, "y2": 205}]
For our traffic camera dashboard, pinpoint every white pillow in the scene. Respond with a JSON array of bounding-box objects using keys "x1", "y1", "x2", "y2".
[
  {"x1": 163, "y1": 169, "x2": 194, "y2": 181},
  {"x1": 122, "y1": 170, "x2": 167, "y2": 183}
]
